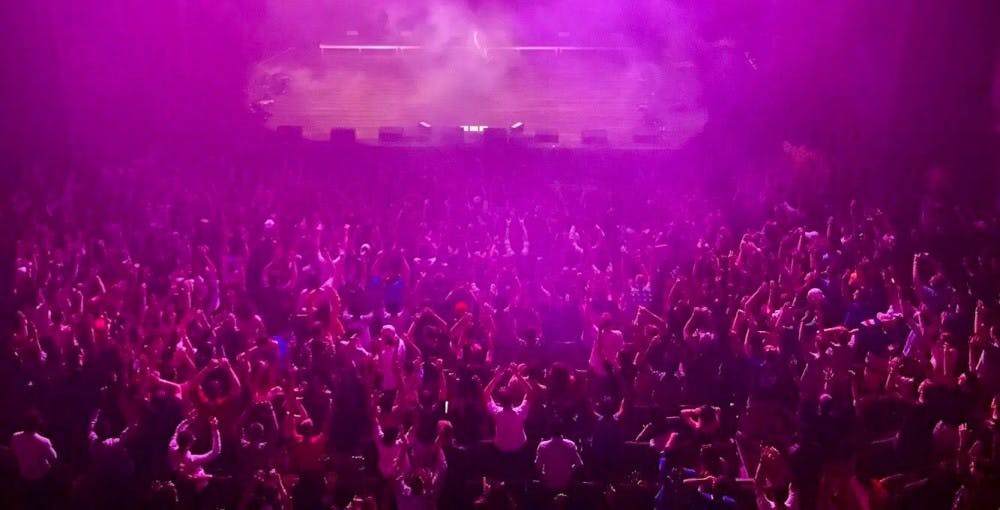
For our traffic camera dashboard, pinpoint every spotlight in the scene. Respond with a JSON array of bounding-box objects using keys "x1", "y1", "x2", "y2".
[
  {"x1": 416, "y1": 121, "x2": 432, "y2": 142},
  {"x1": 510, "y1": 121, "x2": 524, "y2": 133}
]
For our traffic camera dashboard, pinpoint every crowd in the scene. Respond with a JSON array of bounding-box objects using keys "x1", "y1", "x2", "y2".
[{"x1": 2, "y1": 144, "x2": 1000, "y2": 510}]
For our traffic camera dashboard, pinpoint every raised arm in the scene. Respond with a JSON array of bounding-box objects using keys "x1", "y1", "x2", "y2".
[
  {"x1": 168, "y1": 418, "x2": 192, "y2": 453},
  {"x1": 88, "y1": 410, "x2": 101, "y2": 444},
  {"x1": 190, "y1": 417, "x2": 222, "y2": 465},
  {"x1": 636, "y1": 306, "x2": 667, "y2": 329},
  {"x1": 730, "y1": 309, "x2": 748, "y2": 338},
  {"x1": 510, "y1": 368, "x2": 539, "y2": 405},
  {"x1": 912, "y1": 253, "x2": 924, "y2": 288},
  {"x1": 401, "y1": 333, "x2": 423, "y2": 362},
  {"x1": 664, "y1": 277, "x2": 682, "y2": 311},
  {"x1": 450, "y1": 313, "x2": 472, "y2": 343},
  {"x1": 504, "y1": 218, "x2": 515, "y2": 256},
  {"x1": 518, "y1": 216, "x2": 530, "y2": 255},
  {"x1": 187, "y1": 359, "x2": 221, "y2": 403},
  {"x1": 973, "y1": 300, "x2": 986, "y2": 337},
  {"x1": 221, "y1": 358, "x2": 242, "y2": 397},
  {"x1": 680, "y1": 407, "x2": 700, "y2": 429},
  {"x1": 683, "y1": 307, "x2": 710, "y2": 342},
  {"x1": 483, "y1": 369, "x2": 506, "y2": 409},
  {"x1": 744, "y1": 282, "x2": 769, "y2": 314},
  {"x1": 424, "y1": 308, "x2": 449, "y2": 329},
  {"x1": 634, "y1": 334, "x2": 661, "y2": 368}
]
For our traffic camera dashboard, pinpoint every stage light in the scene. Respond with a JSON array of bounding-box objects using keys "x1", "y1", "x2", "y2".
[
  {"x1": 510, "y1": 121, "x2": 524, "y2": 133},
  {"x1": 415, "y1": 122, "x2": 432, "y2": 142}
]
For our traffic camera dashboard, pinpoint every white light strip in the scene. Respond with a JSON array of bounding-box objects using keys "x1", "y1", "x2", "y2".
[{"x1": 318, "y1": 44, "x2": 627, "y2": 52}]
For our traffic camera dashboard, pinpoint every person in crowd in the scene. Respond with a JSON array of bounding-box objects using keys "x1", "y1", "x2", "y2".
[
  {"x1": 483, "y1": 365, "x2": 534, "y2": 478},
  {"x1": 168, "y1": 416, "x2": 222, "y2": 494},
  {"x1": 437, "y1": 420, "x2": 473, "y2": 510},
  {"x1": 11, "y1": 411, "x2": 59, "y2": 509},
  {"x1": 89, "y1": 408, "x2": 138, "y2": 508},
  {"x1": 534, "y1": 420, "x2": 583, "y2": 492}
]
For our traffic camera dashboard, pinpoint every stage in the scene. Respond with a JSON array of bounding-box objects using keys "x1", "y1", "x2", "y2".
[{"x1": 253, "y1": 44, "x2": 707, "y2": 147}]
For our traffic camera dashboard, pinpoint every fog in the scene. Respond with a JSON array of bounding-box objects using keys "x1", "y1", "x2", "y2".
[{"x1": 251, "y1": 0, "x2": 710, "y2": 141}]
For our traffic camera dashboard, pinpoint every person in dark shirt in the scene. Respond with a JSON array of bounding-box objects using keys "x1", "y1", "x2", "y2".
[
  {"x1": 437, "y1": 421, "x2": 472, "y2": 510},
  {"x1": 897, "y1": 461, "x2": 961, "y2": 510},
  {"x1": 896, "y1": 381, "x2": 940, "y2": 471},
  {"x1": 590, "y1": 397, "x2": 626, "y2": 482}
]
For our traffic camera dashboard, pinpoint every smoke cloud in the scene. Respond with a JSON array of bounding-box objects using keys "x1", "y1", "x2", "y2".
[{"x1": 253, "y1": 0, "x2": 708, "y2": 142}]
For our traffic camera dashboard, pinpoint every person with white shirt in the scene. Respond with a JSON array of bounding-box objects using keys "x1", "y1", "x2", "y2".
[
  {"x1": 535, "y1": 424, "x2": 583, "y2": 491},
  {"x1": 11, "y1": 411, "x2": 58, "y2": 509},
  {"x1": 589, "y1": 313, "x2": 624, "y2": 376},
  {"x1": 483, "y1": 366, "x2": 534, "y2": 478},
  {"x1": 168, "y1": 416, "x2": 222, "y2": 493},
  {"x1": 376, "y1": 325, "x2": 407, "y2": 407},
  {"x1": 375, "y1": 421, "x2": 403, "y2": 480},
  {"x1": 484, "y1": 367, "x2": 530, "y2": 453},
  {"x1": 395, "y1": 470, "x2": 436, "y2": 510},
  {"x1": 396, "y1": 430, "x2": 447, "y2": 509}
]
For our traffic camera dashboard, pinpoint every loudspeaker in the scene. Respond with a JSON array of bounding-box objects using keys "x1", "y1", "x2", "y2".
[
  {"x1": 534, "y1": 129, "x2": 559, "y2": 144},
  {"x1": 414, "y1": 125, "x2": 432, "y2": 143},
  {"x1": 329, "y1": 128, "x2": 356, "y2": 144},
  {"x1": 509, "y1": 131, "x2": 531, "y2": 146},
  {"x1": 581, "y1": 129, "x2": 608, "y2": 145},
  {"x1": 482, "y1": 127, "x2": 508, "y2": 145},
  {"x1": 276, "y1": 125, "x2": 303, "y2": 140},
  {"x1": 378, "y1": 126, "x2": 405, "y2": 142},
  {"x1": 439, "y1": 127, "x2": 465, "y2": 144},
  {"x1": 632, "y1": 132, "x2": 662, "y2": 144}
]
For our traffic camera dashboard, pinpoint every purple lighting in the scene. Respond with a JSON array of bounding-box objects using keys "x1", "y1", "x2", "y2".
[{"x1": 1, "y1": 1, "x2": 999, "y2": 509}]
